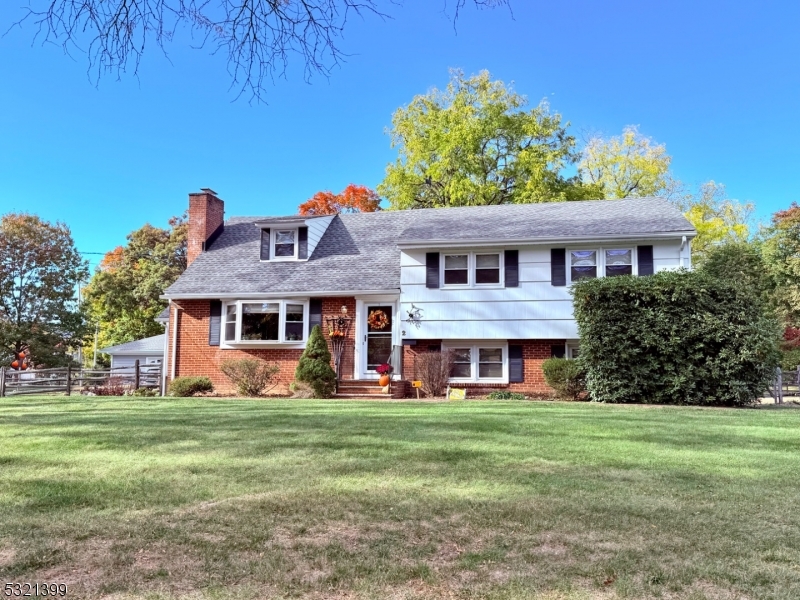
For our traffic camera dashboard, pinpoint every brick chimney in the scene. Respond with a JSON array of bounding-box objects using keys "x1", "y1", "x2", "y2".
[{"x1": 187, "y1": 188, "x2": 225, "y2": 267}]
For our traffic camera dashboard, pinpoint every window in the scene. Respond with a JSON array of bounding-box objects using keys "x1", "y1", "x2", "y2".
[
  {"x1": 241, "y1": 302, "x2": 279, "y2": 341},
  {"x1": 475, "y1": 254, "x2": 500, "y2": 284},
  {"x1": 222, "y1": 300, "x2": 307, "y2": 344},
  {"x1": 451, "y1": 348, "x2": 472, "y2": 378},
  {"x1": 570, "y1": 250, "x2": 597, "y2": 281},
  {"x1": 605, "y1": 249, "x2": 632, "y2": 276},
  {"x1": 568, "y1": 247, "x2": 635, "y2": 282},
  {"x1": 444, "y1": 254, "x2": 469, "y2": 285},
  {"x1": 442, "y1": 252, "x2": 503, "y2": 287},
  {"x1": 444, "y1": 343, "x2": 507, "y2": 382},
  {"x1": 273, "y1": 230, "x2": 297, "y2": 259}
]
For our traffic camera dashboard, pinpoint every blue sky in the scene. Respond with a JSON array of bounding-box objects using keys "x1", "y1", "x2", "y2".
[{"x1": 1, "y1": 0, "x2": 798, "y2": 270}]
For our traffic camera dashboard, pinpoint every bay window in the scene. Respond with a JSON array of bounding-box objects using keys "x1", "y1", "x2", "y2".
[{"x1": 222, "y1": 300, "x2": 308, "y2": 344}]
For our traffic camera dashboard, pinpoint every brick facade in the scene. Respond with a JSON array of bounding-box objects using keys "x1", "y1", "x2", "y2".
[
  {"x1": 166, "y1": 297, "x2": 356, "y2": 394},
  {"x1": 401, "y1": 339, "x2": 560, "y2": 395},
  {"x1": 166, "y1": 299, "x2": 558, "y2": 397}
]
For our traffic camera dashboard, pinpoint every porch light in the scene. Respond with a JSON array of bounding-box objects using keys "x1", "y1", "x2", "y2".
[{"x1": 341, "y1": 305, "x2": 348, "y2": 315}]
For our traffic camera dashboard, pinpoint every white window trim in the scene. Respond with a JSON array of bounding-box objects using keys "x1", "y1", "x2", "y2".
[
  {"x1": 567, "y1": 246, "x2": 637, "y2": 285},
  {"x1": 440, "y1": 251, "x2": 504, "y2": 289},
  {"x1": 442, "y1": 341, "x2": 508, "y2": 383},
  {"x1": 221, "y1": 299, "x2": 309, "y2": 348},
  {"x1": 270, "y1": 228, "x2": 299, "y2": 261}
]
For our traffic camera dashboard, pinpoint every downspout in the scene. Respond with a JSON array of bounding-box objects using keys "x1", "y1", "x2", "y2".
[
  {"x1": 170, "y1": 304, "x2": 180, "y2": 381},
  {"x1": 161, "y1": 308, "x2": 170, "y2": 396},
  {"x1": 679, "y1": 235, "x2": 688, "y2": 269}
]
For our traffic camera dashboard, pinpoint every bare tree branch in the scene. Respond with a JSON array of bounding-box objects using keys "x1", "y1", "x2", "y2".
[{"x1": 12, "y1": 1, "x2": 511, "y2": 101}]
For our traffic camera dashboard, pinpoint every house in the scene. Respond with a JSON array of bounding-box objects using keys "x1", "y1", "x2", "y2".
[
  {"x1": 161, "y1": 189, "x2": 696, "y2": 396},
  {"x1": 99, "y1": 334, "x2": 165, "y2": 371}
]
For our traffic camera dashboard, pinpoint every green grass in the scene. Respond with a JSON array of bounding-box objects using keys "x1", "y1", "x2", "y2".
[{"x1": 0, "y1": 397, "x2": 799, "y2": 599}]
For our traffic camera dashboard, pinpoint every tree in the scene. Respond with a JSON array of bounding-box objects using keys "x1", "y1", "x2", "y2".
[
  {"x1": 762, "y1": 202, "x2": 800, "y2": 324},
  {"x1": 15, "y1": 1, "x2": 509, "y2": 101},
  {"x1": 84, "y1": 216, "x2": 187, "y2": 351},
  {"x1": 294, "y1": 325, "x2": 336, "y2": 398},
  {"x1": 378, "y1": 70, "x2": 602, "y2": 209},
  {"x1": 0, "y1": 213, "x2": 89, "y2": 367},
  {"x1": 678, "y1": 181, "x2": 752, "y2": 265},
  {"x1": 578, "y1": 126, "x2": 677, "y2": 199},
  {"x1": 298, "y1": 184, "x2": 381, "y2": 215}
]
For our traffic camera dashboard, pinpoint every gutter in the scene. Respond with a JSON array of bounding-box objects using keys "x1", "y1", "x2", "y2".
[
  {"x1": 161, "y1": 289, "x2": 401, "y2": 301},
  {"x1": 396, "y1": 230, "x2": 698, "y2": 250}
]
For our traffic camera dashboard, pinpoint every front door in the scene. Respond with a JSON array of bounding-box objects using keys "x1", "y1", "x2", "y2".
[{"x1": 363, "y1": 304, "x2": 393, "y2": 378}]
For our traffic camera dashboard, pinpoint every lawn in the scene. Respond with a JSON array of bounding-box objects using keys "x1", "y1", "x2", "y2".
[{"x1": 0, "y1": 398, "x2": 798, "y2": 600}]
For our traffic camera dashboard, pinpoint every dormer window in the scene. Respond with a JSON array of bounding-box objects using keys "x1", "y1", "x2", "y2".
[
  {"x1": 259, "y1": 226, "x2": 309, "y2": 261},
  {"x1": 274, "y1": 230, "x2": 297, "y2": 258}
]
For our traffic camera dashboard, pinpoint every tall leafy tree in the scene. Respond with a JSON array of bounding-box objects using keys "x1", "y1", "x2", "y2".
[
  {"x1": 762, "y1": 202, "x2": 800, "y2": 324},
  {"x1": 579, "y1": 126, "x2": 677, "y2": 199},
  {"x1": 84, "y1": 216, "x2": 187, "y2": 350},
  {"x1": 677, "y1": 181, "x2": 752, "y2": 265},
  {"x1": 298, "y1": 184, "x2": 381, "y2": 215},
  {"x1": 379, "y1": 70, "x2": 602, "y2": 209},
  {"x1": 0, "y1": 213, "x2": 89, "y2": 367}
]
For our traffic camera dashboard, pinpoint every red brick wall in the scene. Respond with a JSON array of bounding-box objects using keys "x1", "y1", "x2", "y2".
[
  {"x1": 187, "y1": 191, "x2": 225, "y2": 267},
  {"x1": 401, "y1": 339, "x2": 561, "y2": 395},
  {"x1": 166, "y1": 297, "x2": 356, "y2": 394}
]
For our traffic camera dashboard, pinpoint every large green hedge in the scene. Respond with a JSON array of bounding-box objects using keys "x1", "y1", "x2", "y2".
[{"x1": 572, "y1": 270, "x2": 780, "y2": 406}]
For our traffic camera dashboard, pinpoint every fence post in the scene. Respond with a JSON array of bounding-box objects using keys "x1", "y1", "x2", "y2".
[
  {"x1": 0, "y1": 367, "x2": 5, "y2": 398},
  {"x1": 777, "y1": 367, "x2": 783, "y2": 405},
  {"x1": 66, "y1": 365, "x2": 72, "y2": 396},
  {"x1": 134, "y1": 359, "x2": 140, "y2": 390}
]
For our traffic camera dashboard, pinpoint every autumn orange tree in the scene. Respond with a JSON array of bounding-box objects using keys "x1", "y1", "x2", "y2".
[
  {"x1": 84, "y1": 216, "x2": 187, "y2": 354},
  {"x1": 298, "y1": 184, "x2": 381, "y2": 215},
  {"x1": 0, "y1": 213, "x2": 89, "y2": 367}
]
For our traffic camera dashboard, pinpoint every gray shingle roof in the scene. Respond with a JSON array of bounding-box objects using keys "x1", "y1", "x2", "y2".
[
  {"x1": 164, "y1": 197, "x2": 694, "y2": 297},
  {"x1": 100, "y1": 334, "x2": 166, "y2": 355}
]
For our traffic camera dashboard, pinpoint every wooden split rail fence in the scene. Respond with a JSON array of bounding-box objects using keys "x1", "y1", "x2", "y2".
[
  {"x1": 767, "y1": 366, "x2": 800, "y2": 404},
  {"x1": 0, "y1": 361, "x2": 163, "y2": 397}
]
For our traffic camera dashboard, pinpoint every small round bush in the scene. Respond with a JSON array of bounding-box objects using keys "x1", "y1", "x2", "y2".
[
  {"x1": 220, "y1": 358, "x2": 280, "y2": 397},
  {"x1": 542, "y1": 358, "x2": 587, "y2": 401},
  {"x1": 169, "y1": 376, "x2": 213, "y2": 397}
]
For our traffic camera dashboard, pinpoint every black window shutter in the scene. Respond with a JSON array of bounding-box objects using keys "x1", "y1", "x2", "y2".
[
  {"x1": 505, "y1": 250, "x2": 519, "y2": 287},
  {"x1": 209, "y1": 301, "x2": 222, "y2": 346},
  {"x1": 509, "y1": 345, "x2": 524, "y2": 382},
  {"x1": 309, "y1": 299, "x2": 322, "y2": 333},
  {"x1": 260, "y1": 229, "x2": 270, "y2": 260},
  {"x1": 551, "y1": 248, "x2": 566, "y2": 286},
  {"x1": 426, "y1": 252, "x2": 440, "y2": 288},
  {"x1": 298, "y1": 227, "x2": 309, "y2": 259},
  {"x1": 551, "y1": 344, "x2": 566, "y2": 358},
  {"x1": 638, "y1": 245, "x2": 654, "y2": 276}
]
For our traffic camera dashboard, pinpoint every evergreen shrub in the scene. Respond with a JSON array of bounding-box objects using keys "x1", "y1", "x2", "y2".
[
  {"x1": 294, "y1": 325, "x2": 336, "y2": 398},
  {"x1": 541, "y1": 358, "x2": 587, "y2": 401},
  {"x1": 169, "y1": 376, "x2": 213, "y2": 397},
  {"x1": 572, "y1": 270, "x2": 780, "y2": 406}
]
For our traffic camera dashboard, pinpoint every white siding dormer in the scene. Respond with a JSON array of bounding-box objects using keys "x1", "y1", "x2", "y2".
[
  {"x1": 254, "y1": 214, "x2": 334, "y2": 261},
  {"x1": 306, "y1": 215, "x2": 335, "y2": 258}
]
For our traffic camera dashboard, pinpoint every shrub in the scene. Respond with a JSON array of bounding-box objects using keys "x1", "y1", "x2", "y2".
[
  {"x1": 125, "y1": 387, "x2": 159, "y2": 397},
  {"x1": 542, "y1": 358, "x2": 587, "y2": 401},
  {"x1": 220, "y1": 358, "x2": 280, "y2": 397},
  {"x1": 572, "y1": 270, "x2": 780, "y2": 406},
  {"x1": 169, "y1": 376, "x2": 213, "y2": 397},
  {"x1": 780, "y1": 348, "x2": 800, "y2": 372},
  {"x1": 485, "y1": 390, "x2": 527, "y2": 400},
  {"x1": 294, "y1": 325, "x2": 336, "y2": 398},
  {"x1": 89, "y1": 376, "x2": 126, "y2": 396},
  {"x1": 415, "y1": 350, "x2": 454, "y2": 397}
]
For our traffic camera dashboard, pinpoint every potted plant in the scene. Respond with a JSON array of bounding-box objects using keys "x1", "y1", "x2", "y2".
[{"x1": 376, "y1": 363, "x2": 393, "y2": 387}]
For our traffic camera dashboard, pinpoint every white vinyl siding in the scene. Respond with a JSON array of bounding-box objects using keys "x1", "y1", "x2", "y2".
[{"x1": 400, "y1": 239, "x2": 687, "y2": 341}]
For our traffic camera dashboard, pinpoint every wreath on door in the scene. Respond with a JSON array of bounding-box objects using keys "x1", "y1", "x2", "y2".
[{"x1": 367, "y1": 309, "x2": 389, "y2": 330}]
